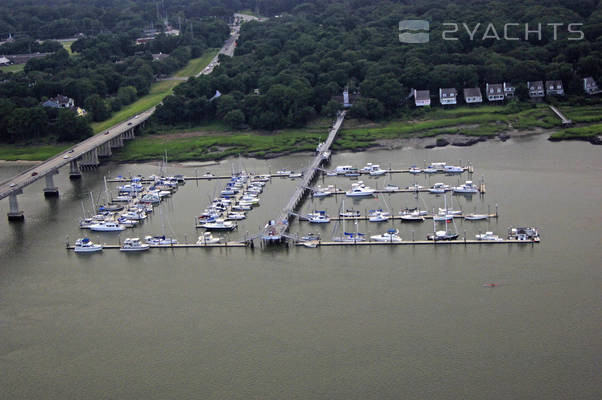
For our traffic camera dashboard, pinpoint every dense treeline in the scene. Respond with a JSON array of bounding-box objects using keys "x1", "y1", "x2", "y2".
[
  {"x1": 0, "y1": 7, "x2": 229, "y2": 144},
  {"x1": 155, "y1": 0, "x2": 602, "y2": 130}
]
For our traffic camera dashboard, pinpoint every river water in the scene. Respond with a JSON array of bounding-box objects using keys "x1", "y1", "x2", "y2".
[{"x1": 1, "y1": 135, "x2": 600, "y2": 399}]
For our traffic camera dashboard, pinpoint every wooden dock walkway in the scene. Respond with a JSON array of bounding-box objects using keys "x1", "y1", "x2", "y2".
[
  {"x1": 67, "y1": 241, "x2": 248, "y2": 250},
  {"x1": 301, "y1": 213, "x2": 498, "y2": 222},
  {"x1": 263, "y1": 111, "x2": 347, "y2": 240},
  {"x1": 549, "y1": 105, "x2": 572, "y2": 126}
]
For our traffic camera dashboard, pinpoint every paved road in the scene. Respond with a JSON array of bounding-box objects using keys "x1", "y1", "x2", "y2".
[{"x1": 0, "y1": 14, "x2": 262, "y2": 202}]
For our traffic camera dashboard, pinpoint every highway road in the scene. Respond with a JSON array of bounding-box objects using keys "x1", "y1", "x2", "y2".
[{"x1": 0, "y1": 13, "x2": 261, "y2": 203}]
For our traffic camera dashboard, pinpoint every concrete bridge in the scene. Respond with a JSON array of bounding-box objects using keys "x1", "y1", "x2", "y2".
[
  {"x1": 0, "y1": 13, "x2": 259, "y2": 222},
  {"x1": 0, "y1": 108, "x2": 152, "y2": 220}
]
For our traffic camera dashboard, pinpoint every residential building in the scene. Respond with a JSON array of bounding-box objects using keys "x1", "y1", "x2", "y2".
[
  {"x1": 546, "y1": 80, "x2": 564, "y2": 96},
  {"x1": 527, "y1": 81, "x2": 545, "y2": 98},
  {"x1": 414, "y1": 89, "x2": 430, "y2": 107},
  {"x1": 503, "y1": 82, "x2": 515, "y2": 98},
  {"x1": 485, "y1": 83, "x2": 504, "y2": 101},
  {"x1": 0, "y1": 56, "x2": 11, "y2": 66},
  {"x1": 439, "y1": 88, "x2": 457, "y2": 105},
  {"x1": 583, "y1": 77, "x2": 600, "y2": 95},
  {"x1": 42, "y1": 95, "x2": 75, "y2": 109},
  {"x1": 463, "y1": 87, "x2": 483, "y2": 104}
]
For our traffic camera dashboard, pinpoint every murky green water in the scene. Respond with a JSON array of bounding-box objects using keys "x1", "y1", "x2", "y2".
[{"x1": 1, "y1": 135, "x2": 600, "y2": 399}]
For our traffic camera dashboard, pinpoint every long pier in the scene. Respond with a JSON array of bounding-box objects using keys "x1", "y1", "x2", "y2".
[
  {"x1": 548, "y1": 105, "x2": 572, "y2": 126},
  {"x1": 263, "y1": 111, "x2": 346, "y2": 241},
  {"x1": 296, "y1": 239, "x2": 539, "y2": 247}
]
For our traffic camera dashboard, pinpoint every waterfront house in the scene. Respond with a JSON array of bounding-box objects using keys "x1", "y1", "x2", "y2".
[
  {"x1": 485, "y1": 83, "x2": 504, "y2": 102},
  {"x1": 0, "y1": 56, "x2": 11, "y2": 66},
  {"x1": 414, "y1": 89, "x2": 430, "y2": 107},
  {"x1": 463, "y1": 87, "x2": 482, "y2": 104},
  {"x1": 503, "y1": 82, "x2": 515, "y2": 98},
  {"x1": 546, "y1": 80, "x2": 564, "y2": 96},
  {"x1": 583, "y1": 77, "x2": 600, "y2": 95},
  {"x1": 527, "y1": 81, "x2": 545, "y2": 98},
  {"x1": 439, "y1": 88, "x2": 457, "y2": 105}
]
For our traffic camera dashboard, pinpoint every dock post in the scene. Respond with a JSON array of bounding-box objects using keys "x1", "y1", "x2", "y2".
[
  {"x1": 7, "y1": 189, "x2": 24, "y2": 221},
  {"x1": 495, "y1": 204, "x2": 498, "y2": 217},
  {"x1": 43, "y1": 169, "x2": 59, "y2": 197},
  {"x1": 69, "y1": 159, "x2": 81, "y2": 179},
  {"x1": 464, "y1": 231, "x2": 467, "y2": 244},
  {"x1": 184, "y1": 234, "x2": 187, "y2": 245},
  {"x1": 412, "y1": 231, "x2": 415, "y2": 242},
  {"x1": 65, "y1": 235, "x2": 69, "y2": 249}
]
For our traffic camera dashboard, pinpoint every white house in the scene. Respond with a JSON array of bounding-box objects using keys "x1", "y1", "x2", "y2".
[
  {"x1": 503, "y1": 82, "x2": 515, "y2": 98},
  {"x1": 439, "y1": 88, "x2": 457, "y2": 105},
  {"x1": 0, "y1": 56, "x2": 11, "y2": 66},
  {"x1": 546, "y1": 80, "x2": 564, "y2": 96},
  {"x1": 414, "y1": 89, "x2": 430, "y2": 107},
  {"x1": 527, "y1": 81, "x2": 545, "y2": 98},
  {"x1": 583, "y1": 77, "x2": 600, "y2": 95},
  {"x1": 463, "y1": 87, "x2": 483, "y2": 104},
  {"x1": 485, "y1": 83, "x2": 504, "y2": 101}
]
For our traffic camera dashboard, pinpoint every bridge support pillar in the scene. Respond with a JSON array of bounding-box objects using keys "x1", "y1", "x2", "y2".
[
  {"x1": 7, "y1": 189, "x2": 24, "y2": 221},
  {"x1": 43, "y1": 169, "x2": 59, "y2": 197},
  {"x1": 69, "y1": 159, "x2": 81, "y2": 179},
  {"x1": 98, "y1": 142, "x2": 112, "y2": 157},
  {"x1": 109, "y1": 136, "x2": 123, "y2": 149},
  {"x1": 80, "y1": 148, "x2": 99, "y2": 169}
]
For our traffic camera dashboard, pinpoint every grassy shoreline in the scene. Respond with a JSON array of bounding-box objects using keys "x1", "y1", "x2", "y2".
[{"x1": 2, "y1": 104, "x2": 600, "y2": 162}]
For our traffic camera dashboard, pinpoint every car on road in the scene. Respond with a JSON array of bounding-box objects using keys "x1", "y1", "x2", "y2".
[
  {"x1": 63, "y1": 155, "x2": 70, "y2": 159},
  {"x1": 69, "y1": 149, "x2": 74, "y2": 153},
  {"x1": 9, "y1": 183, "x2": 15, "y2": 187},
  {"x1": 31, "y1": 172, "x2": 38, "y2": 176},
  {"x1": 134, "y1": 115, "x2": 139, "y2": 119},
  {"x1": 127, "y1": 122, "x2": 132, "y2": 125},
  {"x1": 104, "y1": 131, "x2": 110, "y2": 135}
]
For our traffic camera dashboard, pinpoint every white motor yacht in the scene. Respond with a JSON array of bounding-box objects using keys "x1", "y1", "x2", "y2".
[
  {"x1": 368, "y1": 209, "x2": 391, "y2": 222},
  {"x1": 201, "y1": 219, "x2": 237, "y2": 231},
  {"x1": 444, "y1": 165, "x2": 464, "y2": 173},
  {"x1": 74, "y1": 238, "x2": 103, "y2": 253},
  {"x1": 409, "y1": 166, "x2": 422, "y2": 174},
  {"x1": 197, "y1": 232, "x2": 221, "y2": 244},
  {"x1": 453, "y1": 181, "x2": 479, "y2": 194},
  {"x1": 475, "y1": 231, "x2": 502, "y2": 241},
  {"x1": 429, "y1": 183, "x2": 449, "y2": 194},
  {"x1": 306, "y1": 211, "x2": 330, "y2": 223},
  {"x1": 227, "y1": 212, "x2": 246, "y2": 220},
  {"x1": 464, "y1": 213, "x2": 489, "y2": 220},
  {"x1": 89, "y1": 221, "x2": 125, "y2": 232},
  {"x1": 120, "y1": 237, "x2": 150, "y2": 251},
  {"x1": 144, "y1": 235, "x2": 178, "y2": 245},
  {"x1": 313, "y1": 185, "x2": 335, "y2": 197},
  {"x1": 399, "y1": 210, "x2": 425, "y2": 222},
  {"x1": 345, "y1": 181, "x2": 375, "y2": 197},
  {"x1": 371, "y1": 229, "x2": 402, "y2": 242}
]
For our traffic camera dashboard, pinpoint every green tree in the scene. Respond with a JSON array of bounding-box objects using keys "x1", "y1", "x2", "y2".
[
  {"x1": 224, "y1": 109, "x2": 245, "y2": 128},
  {"x1": 84, "y1": 94, "x2": 111, "y2": 122}
]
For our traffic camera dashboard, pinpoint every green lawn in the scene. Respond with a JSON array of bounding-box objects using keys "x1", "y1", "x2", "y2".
[
  {"x1": 91, "y1": 80, "x2": 180, "y2": 133},
  {"x1": 549, "y1": 123, "x2": 602, "y2": 140},
  {"x1": 61, "y1": 40, "x2": 75, "y2": 54},
  {"x1": 0, "y1": 144, "x2": 71, "y2": 161},
  {"x1": 174, "y1": 48, "x2": 219, "y2": 78},
  {"x1": 0, "y1": 64, "x2": 24, "y2": 73}
]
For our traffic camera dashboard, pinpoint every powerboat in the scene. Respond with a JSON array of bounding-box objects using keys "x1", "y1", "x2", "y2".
[
  {"x1": 197, "y1": 232, "x2": 221, "y2": 244},
  {"x1": 429, "y1": 182, "x2": 449, "y2": 194},
  {"x1": 306, "y1": 211, "x2": 330, "y2": 223},
  {"x1": 89, "y1": 221, "x2": 125, "y2": 232},
  {"x1": 362, "y1": 163, "x2": 387, "y2": 176},
  {"x1": 508, "y1": 227, "x2": 540, "y2": 242},
  {"x1": 276, "y1": 169, "x2": 292, "y2": 175},
  {"x1": 74, "y1": 238, "x2": 103, "y2": 253},
  {"x1": 345, "y1": 181, "x2": 375, "y2": 197},
  {"x1": 371, "y1": 229, "x2": 402, "y2": 242},
  {"x1": 453, "y1": 181, "x2": 479, "y2": 194},
  {"x1": 288, "y1": 172, "x2": 303, "y2": 178},
  {"x1": 444, "y1": 165, "x2": 464, "y2": 173},
  {"x1": 313, "y1": 185, "x2": 336, "y2": 197},
  {"x1": 406, "y1": 183, "x2": 423, "y2": 191},
  {"x1": 475, "y1": 231, "x2": 502, "y2": 241},
  {"x1": 423, "y1": 166, "x2": 437, "y2": 174},
  {"x1": 144, "y1": 235, "x2": 178, "y2": 245},
  {"x1": 464, "y1": 213, "x2": 489, "y2": 220},
  {"x1": 368, "y1": 209, "x2": 391, "y2": 222},
  {"x1": 201, "y1": 219, "x2": 237, "y2": 231},
  {"x1": 409, "y1": 166, "x2": 422, "y2": 174},
  {"x1": 427, "y1": 230, "x2": 459, "y2": 241},
  {"x1": 120, "y1": 237, "x2": 150, "y2": 251},
  {"x1": 339, "y1": 209, "x2": 361, "y2": 218},
  {"x1": 301, "y1": 233, "x2": 320, "y2": 241},
  {"x1": 399, "y1": 208, "x2": 426, "y2": 222},
  {"x1": 227, "y1": 212, "x2": 246, "y2": 220}
]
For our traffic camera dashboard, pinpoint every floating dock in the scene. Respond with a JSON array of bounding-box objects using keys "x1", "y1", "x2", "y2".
[
  {"x1": 306, "y1": 213, "x2": 498, "y2": 222},
  {"x1": 66, "y1": 241, "x2": 248, "y2": 251},
  {"x1": 295, "y1": 239, "x2": 538, "y2": 247}
]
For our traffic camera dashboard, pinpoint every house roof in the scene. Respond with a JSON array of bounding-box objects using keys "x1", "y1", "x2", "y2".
[
  {"x1": 414, "y1": 89, "x2": 430, "y2": 101},
  {"x1": 0, "y1": 56, "x2": 10, "y2": 64},
  {"x1": 584, "y1": 76, "x2": 597, "y2": 85},
  {"x1": 528, "y1": 81, "x2": 543, "y2": 89},
  {"x1": 486, "y1": 83, "x2": 503, "y2": 93},
  {"x1": 440, "y1": 88, "x2": 457, "y2": 96},
  {"x1": 463, "y1": 87, "x2": 482, "y2": 98},
  {"x1": 546, "y1": 80, "x2": 563, "y2": 87},
  {"x1": 152, "y1": 53, "x2": 169, "y2": 61}
]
